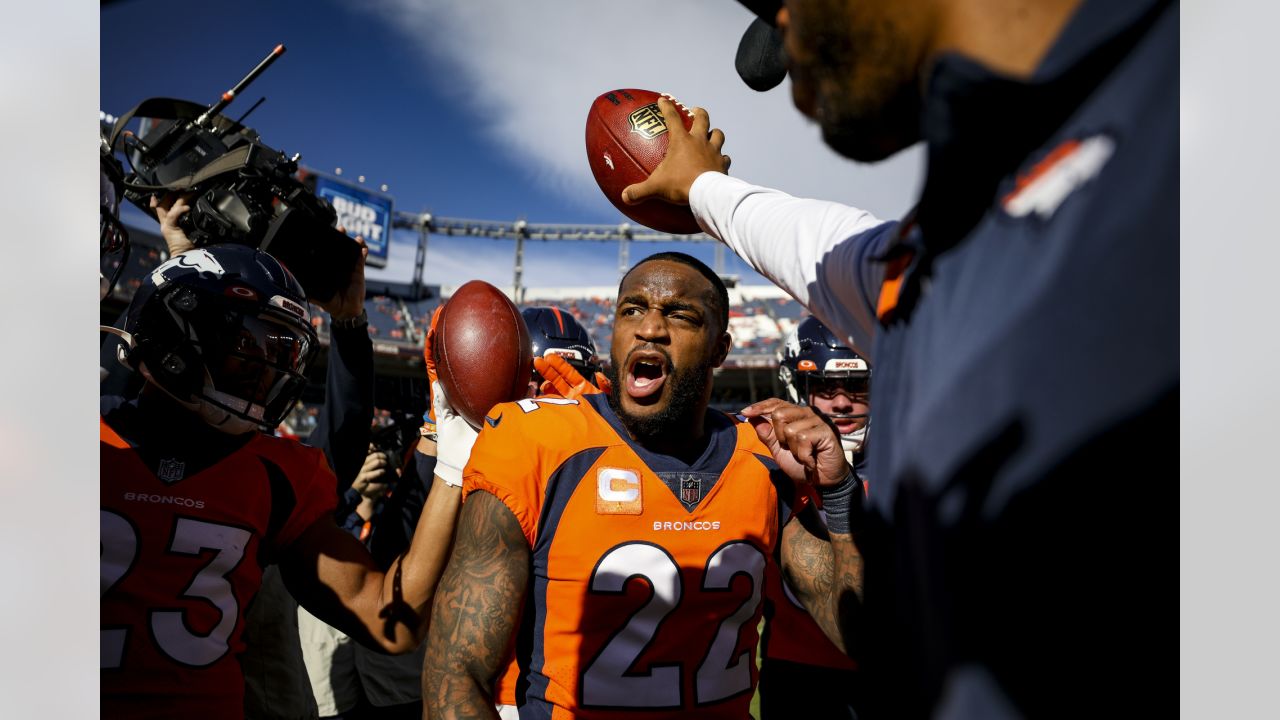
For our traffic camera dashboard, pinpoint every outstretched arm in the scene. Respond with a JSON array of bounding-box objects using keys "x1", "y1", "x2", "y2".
[
  {"x1": 281, "y1": 378, "x2": 473, "y2": 655},
  {"x1": 423, "y1": 490, "x2": 530, "y2": 720},
  {"x1": 620, "y1": 97, "x2": 890, "y2": 357},
  {"x1": 742, "y1": 397, "x2": 864, "y2": 655},
  {"x1": 279, "y1": 477, "x2": 462, "y2": 654}
]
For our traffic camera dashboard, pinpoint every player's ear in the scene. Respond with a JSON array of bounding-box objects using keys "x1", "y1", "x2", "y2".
[{"x1": 712, "y1": 331, "x2": 732, "y2": 369}]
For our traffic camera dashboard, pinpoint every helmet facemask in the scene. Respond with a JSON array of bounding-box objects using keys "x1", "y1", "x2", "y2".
[
  {"x1": 131, "y1": 282, "x2": 316, "y2": 435},
  {"x1": 803, "y1": 372, "x2": 871, "y2": 455}
]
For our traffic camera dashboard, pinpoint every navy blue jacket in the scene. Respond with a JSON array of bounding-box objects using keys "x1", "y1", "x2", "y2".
[{"x1": 860, "y1": 2, "x2": 1177, "y2": 716}]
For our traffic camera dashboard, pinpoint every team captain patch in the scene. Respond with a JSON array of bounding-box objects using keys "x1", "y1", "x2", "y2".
[{"x1": 596, "y1": 467, "x2": 643, "y2": 515}]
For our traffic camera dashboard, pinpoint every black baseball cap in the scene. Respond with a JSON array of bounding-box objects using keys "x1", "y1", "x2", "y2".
[{"x1": 734, "y1": 0, "x2": 787, "y2": 91}]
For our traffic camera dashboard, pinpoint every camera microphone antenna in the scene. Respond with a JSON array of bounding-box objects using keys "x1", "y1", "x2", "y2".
[
  {"x1": 197, "y1": 43, "x2": 286, "y2": 128},
  {"x1": 230, "y1": 96, "x2": 267, "y2": 130}
]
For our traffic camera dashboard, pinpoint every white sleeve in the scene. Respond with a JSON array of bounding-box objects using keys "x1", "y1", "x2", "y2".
[{"x1": 688, "y1": 171, "x2": 894, "y2": 359}]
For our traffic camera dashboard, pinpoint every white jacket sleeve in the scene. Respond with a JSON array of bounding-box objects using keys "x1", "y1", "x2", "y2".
[{"x1": 688, "y1": 172, "x2": 895, "y2": 359}]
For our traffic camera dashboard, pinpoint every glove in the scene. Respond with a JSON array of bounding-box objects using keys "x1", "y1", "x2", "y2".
[
  {"x1": 594, "y1": 371, "x2": 613, "y2": 396},
  {"x1": 534, "y1": 354, "x2": 608, "y2": 400},
  {"x1": 431, "y1": 380, "x2": 478, "y2": 488},
  {"x1": 421, "y1": 304, "x2": 445, "y2": 430}
]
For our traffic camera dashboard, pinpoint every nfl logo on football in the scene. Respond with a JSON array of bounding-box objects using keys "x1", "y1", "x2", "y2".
[{"x1": 628, "y1": 104, "x2": 668, "y2": 139}]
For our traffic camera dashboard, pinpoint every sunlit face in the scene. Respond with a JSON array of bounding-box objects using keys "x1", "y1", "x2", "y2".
[
  {"x1": 606, "y1": 260, "x2": 730, "y2": 440},
  {"x1": 807, "y1": 375, "x2": 870, "y2": 436},
  {"x1": 778, "y1": 0, "x2": 932, "y2": 160}
]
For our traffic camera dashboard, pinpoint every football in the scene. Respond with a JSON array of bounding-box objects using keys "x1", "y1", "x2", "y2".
[
  {"x1": 433, "y1": 280, "x2": 533, "y2": 428},
  {"x1": 585, "y1": 88, "x2": 702, "y2": 235}
]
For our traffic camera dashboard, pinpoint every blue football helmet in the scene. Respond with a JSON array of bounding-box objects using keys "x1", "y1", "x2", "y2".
[
  {"x1": 113, "y1": 244, "x2": 318, "y2": 434},
  {"x1": 778, "y1": 316, "x2": 871, "y2": 454},
  {"x1": 522, "y1": 306, "x2": 600, "y2": 386}
]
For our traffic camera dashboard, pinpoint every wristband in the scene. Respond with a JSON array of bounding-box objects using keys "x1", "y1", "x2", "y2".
[
  {"x1": 329, "y1": 308, "x2": 369, "y2": 330},
  {"x1": 819, "y1": 473, "x2": 859, "y2": 535}
]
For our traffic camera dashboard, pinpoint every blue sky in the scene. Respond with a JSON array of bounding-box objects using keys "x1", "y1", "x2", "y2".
[{"x1": 101, "y1": 0, "x2": 922, "y2": 288}]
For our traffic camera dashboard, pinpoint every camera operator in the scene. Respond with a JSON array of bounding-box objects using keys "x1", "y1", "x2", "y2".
[{"x1": 148, "y1": 192, "x2": 196, "y2": 257}]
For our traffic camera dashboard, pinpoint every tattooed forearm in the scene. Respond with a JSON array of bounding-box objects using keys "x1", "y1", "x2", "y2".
[
  {"x1": 780, "y1": 506, "x2": 864, "y2": 655},
  {"x1": 423, "y1": 491, "x2": 529, "y2": 720}
]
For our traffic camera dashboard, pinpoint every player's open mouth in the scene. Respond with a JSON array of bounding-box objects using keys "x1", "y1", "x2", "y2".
[{"x1": 625, "y1": 353, "x2": 668, "y2": 401}]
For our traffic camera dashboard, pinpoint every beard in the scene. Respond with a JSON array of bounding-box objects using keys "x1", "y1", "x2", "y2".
[
  {"x1": 605, "y1": 351, "x2": 713, "y2": 444},
  {"x1": 788, "y1": 0, "x2": 923, "y2": 161}
]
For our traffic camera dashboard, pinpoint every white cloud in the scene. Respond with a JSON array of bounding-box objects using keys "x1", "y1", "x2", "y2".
[{"x1": 358, "y1": 0, "x2": 922, "y2": 221}]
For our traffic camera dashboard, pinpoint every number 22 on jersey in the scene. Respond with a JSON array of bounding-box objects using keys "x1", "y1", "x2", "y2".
[{"x1": 580, "y1": 540, "x2": 766, "y2": 708}]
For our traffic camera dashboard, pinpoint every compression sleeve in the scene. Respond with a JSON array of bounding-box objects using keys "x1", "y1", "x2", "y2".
[{"x1": 689, "y1": 171, "x2": 896, "y2": 359}]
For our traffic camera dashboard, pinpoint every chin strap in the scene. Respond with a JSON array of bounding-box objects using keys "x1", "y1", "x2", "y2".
[{"x1": 840, "y1": 425, "x2": 868, "y2": 456}]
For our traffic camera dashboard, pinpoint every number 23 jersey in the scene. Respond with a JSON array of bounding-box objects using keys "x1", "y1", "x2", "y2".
[
  {"x1": 100, "y1": 413, "x2": 335, "y2": 719},
  {"x1": 464, "y1": 393, "x2": 803, "y2": 720}
]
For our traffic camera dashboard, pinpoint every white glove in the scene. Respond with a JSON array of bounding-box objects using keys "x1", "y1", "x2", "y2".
[{"x1": 432, "y1": 381, "x2": 479, "y2": 488}]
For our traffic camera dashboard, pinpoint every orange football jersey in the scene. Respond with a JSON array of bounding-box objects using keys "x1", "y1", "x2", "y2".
[{"x1": 463, "y1": 393, "x2": 801, "y2": 719}]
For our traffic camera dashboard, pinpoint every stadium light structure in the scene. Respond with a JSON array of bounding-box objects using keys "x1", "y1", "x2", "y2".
[{"x1": 391, "y1": 211, "x2": 720, "y2": 302}]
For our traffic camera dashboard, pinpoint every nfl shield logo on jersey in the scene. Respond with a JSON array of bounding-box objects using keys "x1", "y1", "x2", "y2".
[
  {"x1": 680, "y1": 477, "x2": 701, "y2": 505},
  {"x1": 157, "y1": 458, "x2": 186, "y2": 484}
]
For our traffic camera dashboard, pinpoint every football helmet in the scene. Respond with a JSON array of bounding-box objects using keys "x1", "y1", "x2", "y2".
[
  {"x1": 522, "y1": 306, "x2": 601, "y2": 386},
  {"x1": 111, "y1": 244, "x2": 318, "y2": 434},
  {"x1": 778, "y1": 316, "x2": 871, "y2": 454}
]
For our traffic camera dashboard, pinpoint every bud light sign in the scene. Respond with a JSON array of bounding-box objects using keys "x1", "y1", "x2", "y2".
[{"x1": 311, "y1": 173, "x2": 394, "y2": 269}]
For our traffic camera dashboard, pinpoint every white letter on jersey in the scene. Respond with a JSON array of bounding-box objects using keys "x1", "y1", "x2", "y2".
[{"x1": 597, "y1": 468, "x2": 640, "y2": 503}]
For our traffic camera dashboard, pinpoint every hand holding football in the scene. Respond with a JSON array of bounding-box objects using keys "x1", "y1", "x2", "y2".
[
  {"x1": 432, "y1": 280, "x2": 533, "y2": 428},
  {"x1": 585, "y1": 88, "x2": 703, "y2": 234}
]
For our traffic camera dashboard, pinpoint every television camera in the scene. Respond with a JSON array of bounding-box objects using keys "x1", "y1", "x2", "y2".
[{"x1": 104, "y1": 45, "x2": 361, "y2": 301}]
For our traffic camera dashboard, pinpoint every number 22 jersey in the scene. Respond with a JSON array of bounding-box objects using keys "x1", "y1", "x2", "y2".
[{"x1": 464, "y1": 392, "x2": 803, "y2": 720}]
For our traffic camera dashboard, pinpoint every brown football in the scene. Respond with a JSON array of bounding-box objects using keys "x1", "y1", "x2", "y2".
[
  {"x1": 585, "y1": 88, "x2": 702, "y2": 234},
  {"x1": 433, "y1": 280, "x2": 533, "y2": 428}
]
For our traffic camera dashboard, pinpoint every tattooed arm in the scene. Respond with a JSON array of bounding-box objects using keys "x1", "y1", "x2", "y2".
[
  {"x1": 779, "y1": 501, "x2": 864, "y2": 654},
  {"x1": 741, "y1": 397, "x2": 864, "y2": 655},
  {"x1": 423, "y1": 490, "x2": 529, "y2": 720}
]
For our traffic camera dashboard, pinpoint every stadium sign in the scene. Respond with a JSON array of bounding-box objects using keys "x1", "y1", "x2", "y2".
[{"x1": 303, "y1": 169, "x2": 394, "y2": 269}]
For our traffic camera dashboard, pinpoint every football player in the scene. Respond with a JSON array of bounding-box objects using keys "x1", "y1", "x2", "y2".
[
  {"x1": 777, "y1": 316, "x2": 871, "y2": 468},
  {"x1": 522, "y1": 305, "x2": 607, "y2": 397},
  {"x1": 760, "y1": 316, "x2": 871, "y2": 720},
  {"x1": 423, "y1": 252, "x2": 862, "y2": 719},
  {"x1": 484, "y1": 308, "x2": 610, "y2": 718},
  {"x1": 100, "y1": 244, "x2": 471, "y2": 719}
]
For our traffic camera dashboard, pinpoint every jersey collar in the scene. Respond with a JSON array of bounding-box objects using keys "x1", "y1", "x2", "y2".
[{"x1": 585, "y1": 393, "x2": 738, "y2": 476}]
